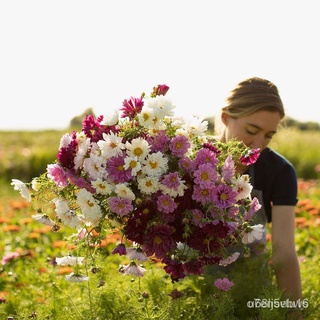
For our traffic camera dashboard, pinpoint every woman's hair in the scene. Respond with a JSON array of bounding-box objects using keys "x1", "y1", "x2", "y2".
[{"x1": 215, "y1": 77, "x2": 285, "y2": 138}]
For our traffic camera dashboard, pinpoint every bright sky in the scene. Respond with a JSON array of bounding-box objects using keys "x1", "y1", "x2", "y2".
[{"x1": 1, "y1": 1, "x2": 319, "y2": 131}]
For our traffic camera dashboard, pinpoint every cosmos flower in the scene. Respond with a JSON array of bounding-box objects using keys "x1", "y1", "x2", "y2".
[{"x1": 12, "y1": 84, "x2": 261, "y2": 284}]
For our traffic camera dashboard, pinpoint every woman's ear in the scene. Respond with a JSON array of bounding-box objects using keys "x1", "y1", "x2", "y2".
[{"x1": 221, "y1": 112, "x2": 229, "y2": 125}]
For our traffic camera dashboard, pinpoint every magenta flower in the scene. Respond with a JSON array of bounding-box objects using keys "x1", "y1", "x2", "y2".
[
  {"x1": 214, "y1": 278, "x2": 234, "y2": 291},
  {"x1": 240, "y1": 148, "x2": 260, "y2": 165},
  {"x1": 107, "y1": 154, "x2": 132, "y2": 183},
  {"x1": 47, "y1": 164, "x2": 69, "y2": 187},
  {"x1": 161, "y1": 172, "x2": 181, "y2": 191},
  {"x1": 169, "y1": 135, "x2": 190, "y2": 158},
  {"x1": 146, "y1": 130, "x2": 169, "y2": 153},
  {"x1": 120, "y1": 96, "x2": 144, "y2": 119},
  {"x1": 245, "y1": 197, "x2": 262, "y2": 220},
  {"x1": 108, "y1": 196, "x2": 133, "y2": 217},
  {"x1": 194, "y1": 148, "x2": 219, "y2": 167},
  {"x1": 151, "y1": 84, "x2": 170, "y2": 97},
  {"x1": 193, "y1": 163, "x2": 217, "y2": 189},
  {"x1": 178, "y1": 157, "x2": 196, "y2": 173},
  {"x1": 157, "y1": 194, "x2": 178, "y2": 214},
  {"x1": 211, "y1": 184, "x2": 237, "y2": 209}
]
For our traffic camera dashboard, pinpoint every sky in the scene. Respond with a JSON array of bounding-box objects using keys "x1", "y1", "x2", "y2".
[{"x1": 1, "y1": 1, "x2": 319, "y2": 131}]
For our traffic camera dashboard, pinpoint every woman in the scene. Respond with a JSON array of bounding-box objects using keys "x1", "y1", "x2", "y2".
[{"x1": 215, "y1": 77, "x2": 302, "y2": 303}]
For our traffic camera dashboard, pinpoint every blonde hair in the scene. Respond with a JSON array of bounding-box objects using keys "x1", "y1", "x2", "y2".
[{"x1": 215, "y1": 77, "x2": 285, "y2": 139}]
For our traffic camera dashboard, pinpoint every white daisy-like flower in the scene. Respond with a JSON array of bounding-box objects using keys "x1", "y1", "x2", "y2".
[
  {"x1": 115, "y1": 184, "x2": 136, "y2": 201},
  {"x1": 74, "y1": 138, "x2": 90, "y2": 170},
  {"x1": 242, "y1": 224, "x2": 264, "y2": 244},
  {"x1": 11, "y1": 179, "x2": 31, "y2": 202},
  {"x1": 232, "y1": 174, "x2": 253, "y2": 201},
  {"x1": 181, "y1": 116, "x2": 208, "y2": 139},
  {"x1": 32, "y1": 214, "x2": 56, "y2": 227},
  {"x1": 119, "y1": 261, "x2": 147, "y2": 277},
  {"x1": 56, "y1": 255, "x2": 85, "y2": 266},
  {"x1": 125, "y1": 137, "x2": 150, "y2": 160},
  {"x1": 65, "y1": 273, "x2": 89, "y2": 282},
  {"x1": 97, "y1": 132, "x2": 125, "y2": 159},
  {"x1": 83, "y1": 153, "x2": 107, "y2": 180},
  {"x1": 138, "y1": 107, "x2": 155, "y2": 128},
  {"x1": 124, "y1": 156, "x2": 141, "y2": 176},
  {"x1": 52, "y1": 198, "x2": 83, "y2": 229},
  {"x1": 126, "y1": 247, "x2": 148, "y2": 262},
  {"x1": 137, "y1": 175, "x2": 160, "y2": 194},
  {"x1": 91, "y1": 179, "x2": 113, "y2": 195},
  {"x1": 219, "y1": 252, "x2": 240, "y2": 267},
  {"x1": 142, "y1": 152, "x2": 168, "y2": 177},
  {"x1": 59, "y1": 133, "x2": 72, "y2": 148},
  {"x1": 76, "y1": 189, "x2": 103, "y2": 226},
  {"x1": 31, "y1": 178, "x2": 41, "y2": 191},
  {"x1": 146, "y1": 96, "x2": 175, "y2": 118},
  {"x1": 100, "y1": 109, "x2": 119, "y2": 126}
]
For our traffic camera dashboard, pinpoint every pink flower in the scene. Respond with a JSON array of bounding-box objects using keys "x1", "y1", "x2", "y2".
[
  {"x1": 211, "y1": 184, "x2": 237, "y2": 209},
  {"x1": 108, "y1": 196, "x2": 133, "y2": 217},
  {"x1": 107, "y1": 154, "x2": 132, "y2": 183},
  {"x1": 151, "y1": 84, "x2": 170, "y2": 97},
  {"x1": 214, "y1": 278, "x2": 234, "y2": 291},
  {"x1": 120, "y1": 96, "x2": 144, "y2": 119},
  {"x1": 157, "y1": 194, "x2": 177, "y2": 214},
  {"x1": 240, "y1": 148, "x2": 260, "y2": 165},
  {"x1": 1, "y1": 252, "x2": 19, "y2": 265},
  {"x1": 169, "y1": 135, "x2": 190, "y2": 157}
]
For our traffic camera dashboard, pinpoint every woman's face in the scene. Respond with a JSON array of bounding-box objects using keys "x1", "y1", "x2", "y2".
[{"x1": 221, "y1": 110, "x2": 282, "y2": 151}]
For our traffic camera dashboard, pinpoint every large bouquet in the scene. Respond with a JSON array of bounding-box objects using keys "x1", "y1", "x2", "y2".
[{"x1": 12, "y1": 84, "x2": 262, "y2": 283}]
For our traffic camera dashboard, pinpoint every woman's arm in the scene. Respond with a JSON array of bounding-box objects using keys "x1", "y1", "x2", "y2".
[{"x1": 271, "y1": 205, "x2": 302, "y2": 301}]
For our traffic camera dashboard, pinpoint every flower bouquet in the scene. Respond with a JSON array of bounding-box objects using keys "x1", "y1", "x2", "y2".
[{"x1": 12, "y1": 84, "x2": 262, "y2": 283}]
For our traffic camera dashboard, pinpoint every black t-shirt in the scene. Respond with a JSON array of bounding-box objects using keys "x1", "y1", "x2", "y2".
[{"x1": 248, "y1": 147, "x2": 298, "y2": 223}]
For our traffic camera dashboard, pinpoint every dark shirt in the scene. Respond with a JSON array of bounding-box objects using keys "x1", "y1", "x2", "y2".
[{"x1": 249, "y1": 147, "x2": 298, "y2": 223}]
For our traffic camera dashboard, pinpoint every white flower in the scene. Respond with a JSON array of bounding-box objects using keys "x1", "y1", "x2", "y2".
[
  {"x1": 125, "y1": 137, "x2": 150, "y2": 160},
  {"x1": 119, "y1": 261, "x2": 147, "y2": 277},
  {"x1": 137, "y1": 176, "x2": 160, "y2": 194},
  {"x1": 146, "y1": 96, "x2": 175, "y2": 118},
  {"x1": 100, "y1": 109, "x2": 119, "y2": 126},
  {"x1": 115, "y1": 184, "x2": 136, "y2": 201},
  {"x1": 142, "y1": 152, "x2": 168, "y2": 177},
  {"x1": 74, "y1": 138, "x2": 90, "y2": 170},
  {"x1": 76, "y1": 189, "x2": 103, "y2": 226},
  {"x1": 91, "y1": 179, "x2": 113, "y2": 195},
  {"x1": 138, "y1": 107, "x2": 155, "y2": 128},
  {"x1": 65, "y1": 273, "x2": 89, "y2": 282},
  {"x1": 32, "y1": 214, "x2": 56, "y2": 227},
  {"x1": 83, "y1": 153, "x2": 107, "y2": 180},
  {"x1": 97, "y1": 132, "x2": 125, "y2": 159},
  {"x1": 124, "y1": 156, "x2": 141, "y2": 176},
  {"x1": 11, "y1": 179, "x2": 31, "y2": 202},
  {"x1": 31, "y1": 178, "x2": 41, "y2": 191},
  {"x1": 232, "y1": 174, "x2": 253, "y2": 201},
  {"x1": 242, "y1": 224, "x2": 264, "y2": 244},
  {"x1": 56, "y1": 256, "x2": 84, "y2": 266},
  {"x1": 52, "y1": 198, "x2": 83, "y2": 229},
  {"x1": 59, "y1": 133, "x2": 72, "y2": 148},
  {"x1": 181, "y1": 116, "x2": 208, "y2": 138}
]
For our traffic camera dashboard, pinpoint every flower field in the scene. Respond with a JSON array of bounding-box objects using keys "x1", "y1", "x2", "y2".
[{"x1": 0, "y1": 177, "x2": 319, "y2": 319}]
